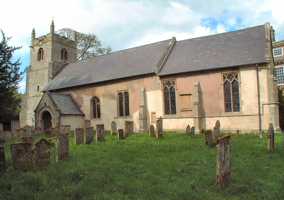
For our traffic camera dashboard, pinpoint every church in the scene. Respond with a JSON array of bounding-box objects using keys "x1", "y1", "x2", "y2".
[{"x1": 20, "y1": 21, "x2": 280, "y2": 133}]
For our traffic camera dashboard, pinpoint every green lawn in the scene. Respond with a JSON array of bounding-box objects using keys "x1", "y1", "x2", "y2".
[{"x1": 1, "y1": 133, "x2": 284, "y2": 200}]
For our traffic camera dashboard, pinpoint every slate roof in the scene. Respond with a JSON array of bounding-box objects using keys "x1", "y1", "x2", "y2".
[
  {"x1": 45, "y1": 39, "x2": 172, "y2": 91},
  {"x1": 159, "y1": 25, "x2": 268, "y2": 76},
  {"x1": 45, "y1": 24, "x2": 269, "y2": 91},
  {"x1": 49, "y1": 93, "x2": 83, "y2": 115}
]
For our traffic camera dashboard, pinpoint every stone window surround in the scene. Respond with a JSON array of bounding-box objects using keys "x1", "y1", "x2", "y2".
[
  {"x1": 116, "y1": 90, "x2": 130, "y2": 118},
  {"x1": 162, "y1": 79, "x2": 177, "y2": 116}
]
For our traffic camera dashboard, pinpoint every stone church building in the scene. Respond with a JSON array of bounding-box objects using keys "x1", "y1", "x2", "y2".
[{"x1": 20, "y1": 21, "x2": 280, "y2": 133}]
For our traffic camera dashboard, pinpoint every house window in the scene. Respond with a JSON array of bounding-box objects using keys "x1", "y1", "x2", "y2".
[
  {"x1": 91, "y1": 97, "x2": 101, "y2": 119},
  {"x1": 118, "y1": 91, "x2": 129, "y2": 117},
  {"x1": 61, "y1": 48, "x2": 68, "y2": 61},
  {"x1": 223, "y1": 72, "x2": 240, "y2": 112},
  {"x1": 274, "y1": 66, "x2": 284, "y2": 85},
  {"x1": 179, "y1": 94, "x2": 192, "y2": 111},
  {"x1": 37, "y1": 48, "x2": 44, "y2": 61},
  {"x1": 273, "y1": 47, "x2": 283, "y2": 57},
  {"x1": 163, "y1": 80, "x2": 176, "y2": 115}
]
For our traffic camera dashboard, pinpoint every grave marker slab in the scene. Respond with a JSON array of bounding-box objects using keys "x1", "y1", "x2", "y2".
[
  {"x1": 191, "y1": 127, "x2": 195, "y2": 135},
  {"x1": 118, "y1": 129, "x2": 124, "y2": 140},
  {"x1": 111, "y1": 121, "x2": 117, "y2": 135},
  {"x1": 156, "y1": 117, "x2": 163, "y2": 139},
  {"x1": 205, "y1": 130, "x2": 215, "y2": 147},
  {"x1": 86, "y1": 127, "x2": 94, "y2": 144},
  {"x1": 58, "y1": 134, "x2": 69, "y2": 161},
  {"x1": 149, "y1": 125, "x2": 155, "y2": 137},
  {"x1": 212, "y1": 120, "x2": 221, "y2": 143},
  {"x1": 186, "y1": 125, "x2": 191, "y2": 135},
  {"x1": 216, "y1": 135, "x2": 231, "y2": 188},
  {"x1": 75, "y1": 128, "x2": 84, "y2": 144},
  {"x1": 96, "y1": 124, "x2": 105, "y2": 142},
  {"x1": 267, "y1": 123, "x2": 275, "y2": 153},
  {"x1": 11, "y1": 143, "x2": 33, "y2": 171},
  {"x1": 34, "y1": 139, "x2": 52, "y2": 169},
  {"x1": 0, "y1": 139, "x2": 5, "y2": 173},
  {"x1": 125, "y1": 121, "x2": 134, "y2": 137}
]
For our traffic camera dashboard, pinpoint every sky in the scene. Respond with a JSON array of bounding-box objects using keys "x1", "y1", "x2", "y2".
[{"x1": 1, "y1": 0, "x2": 284, "y2": 93}]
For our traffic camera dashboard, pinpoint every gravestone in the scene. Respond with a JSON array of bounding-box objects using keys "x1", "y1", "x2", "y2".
[
  {"x1": 118, "y1": 129, "x2": 124, "y2": 140},
  {"x1": 125, "y1": 121, "x2": 134, "y2": 137},
  {"x1": 149, "y1": 125, "x2": 155, "y2": 137},
  {"x1": 85, "y1": 120, "x2": 91, "y2": 128},
  {"x1": 58, "y1": 134, "x2": 69, "y2": 161},
  {"x1": 111, "y1": 121, "x2": 117, "y2": 135},
  {"x1": 75, "y1": 128, "x2": 84, "y2": 144},
  {"x1": 0, "y1": 139, "x2": 5, "y2": 172},
  {"x1": 11, "y1": 143, "x2": 33, "y2": 170},
  {"x1": 267, "y1": 123, "x2": 275, "y2": 153},
  {"x1": 191, "y1": 126, "x2": 195, "y2": 135},
  {"x1": 60, "y1": 126, "x2": 71, "y2": 135},
  {"x1": 21, "y1": 136, "x2": 33, "y2": 144},
  {"x1": 216, "y1": 135, "x2": 231, "y2": 188},
  {"x1": 205, "y1": 130, "x2": 215, "y2": 147},
  {"x1": 34, "y1": 139, "x2": 52, "y2": 169},
  {"x1": 212, "y1": 120, "x2": 221, "y2": 143},
  {"x1": 86, "y1": 127, "x2": 94, "y2": 144},
  {"x1": 96, "y1": 124, "x2": 105, "y2": 142},
  {"x1": 155, "y1": 117, "x2": 163, "y2": 139},
  {"x1": 186, "y1": 125, "x2": 191, "y2": 135}
]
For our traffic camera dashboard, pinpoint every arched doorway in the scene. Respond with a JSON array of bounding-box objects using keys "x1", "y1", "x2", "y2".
[{"x1": 41, "y1": 111, "x2": 52, "y2": 131}]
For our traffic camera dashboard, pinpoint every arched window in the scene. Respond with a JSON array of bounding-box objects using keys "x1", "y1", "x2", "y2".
[
  {"x1": 61, "y1": 48, "x2": 68, "y2": 61},
  {"x1": 118, "y1": 91, "x2": 129, "y2": 117},
  {"x1": 91, "y1": 97, "x2": 101, "y2": 119},
  {"x1": 37, "y1": 48, "x2": 44, "y2": 61},
  {"x1": 163, "y1": 80, "x2": 176, "y2": 115},
  {"x1": 223, "y1": 72, "x2": 240, "y2": 112}
]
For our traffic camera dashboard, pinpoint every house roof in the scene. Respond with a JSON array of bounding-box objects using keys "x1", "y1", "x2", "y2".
[
  {"x1": 45, "y1": 24, "x2": 269, "y2": 91},
  {"x1": 45, "y1": 39, "x2": 172, "y2": 91},
  {"x1": 49, "y1": 93, "x2": 83, "y2": 115},
  {"x1": 159, "y1": 25, "x2": 268, "y2": 76}
]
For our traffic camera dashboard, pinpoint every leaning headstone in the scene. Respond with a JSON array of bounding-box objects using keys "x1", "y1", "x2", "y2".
[
  {"x1": 191, "y1": 126, "x2": 195, "y2": 135},
  {"x1": 205, "y1": 130, "x2": 215, "y2": 147},
  {"x1": 75, "y1": 128, "x2": 84, "y2": 144},
  {"x1": 149, "y1": 125, "x2": 155, "y2": 137},
  {"x1": 212, "y1": 120, "x2": 221, "y2": 142},
  {"x1": 216, "y1": 135, "x2": 231, "y2": 188},
  {"x1": 0, "y1": 139, "x2": 5, "y2": 173},
  {"x1": 58, "y1": 134, "x2": 69, "y2": 161},
  {"x1": 118, "y1": 129, "x2": 124, "y2": 140},
  {"x1": 156, "y1": 117, "x2": 163, "y2": 139},
  {"x1": 111, "y1": 121, "x2": 117, "y2": 135},
  {"x1": 11, "y1": 142, "x2": 33, "y2": 171},
  {"x1": 125, "y1": 121, "x2": 134, "y2": 137},
  {"x1": 96, "y1": 124, "x2": 105, "y2": 142},
  {"x1": 86, "y1": 127, "x2": 94, "y2": 144},
  {"x1": 186, "y1": 125, "x2": 191, "y2": 135},
  {"x1": 34, "y1": 139, "x2": 52, "y2": 169},
  {"x1": 267, "y1": 123, "x2": 275, "y2": 153}
]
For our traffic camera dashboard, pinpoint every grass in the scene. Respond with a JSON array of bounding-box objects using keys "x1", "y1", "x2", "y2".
[{"x1": 0, "y1": 133, "x2": 284, "y2": 200}]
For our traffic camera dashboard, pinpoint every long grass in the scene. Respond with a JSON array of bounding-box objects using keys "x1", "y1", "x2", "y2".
[{"x1": 0, "y1": 133, "x2": 283, "y2": 200}]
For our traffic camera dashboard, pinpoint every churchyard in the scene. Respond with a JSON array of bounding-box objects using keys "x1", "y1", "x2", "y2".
[{"x1": 0, "y1": 123, "x2": 283, "y2": 200}]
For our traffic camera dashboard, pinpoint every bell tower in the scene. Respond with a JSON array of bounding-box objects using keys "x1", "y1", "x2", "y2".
[{"x1": 20, "y1": 21, "x2": 77, "y2": 127}]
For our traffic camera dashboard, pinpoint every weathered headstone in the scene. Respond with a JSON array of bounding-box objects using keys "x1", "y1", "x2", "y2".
[
  {"x1": 75, "y1": 128, "x2": 84, "y2": 144},
  {"x1": 125, "y1": 121, "x2": 134, "y2": 137},
  {"x1": 0, "y1": 139, "x2": 5, "y2": 173},
  {"x1": 58, "y1": 134, "x2": 69, "y2": 161},
  {"x1": 186, "y1": 125, "x2": 191, "y2": 135},
  {"x1": 205, "y1": 130, "x2": 215, "y2": 147},
  {"x1": 86, "y1": 127, "x2": 94, "y2": 144},
  {"x1": 21, "y1": 136, "x2": 33, "y2": 144},
  {"x1": 111, "y1": 121, "x2": 117, "y2": 135},
  {"x1": 11, "y1": 143, "x2": 33, "y2": 170},
  {"x1": 118, "y1": 129, "x2": 124, "y2": 140},
  {"x1": 155, "y1": 117, "x2": 163, "y2": 139},
  {"x1": 85, "y1": 120, "x2": 91, "y2": 128},
  {"x1": 60, "y1": 125, "x2": 71, "y2": 135},
  {"x1": 216, "y1": 135, "x2": 231, "y2": 188},
  {"x1": 267, "y1": 123, "x2": 275, "y2": 153},
  {"x1": 96, "y1": 124, "x2": 105, "y2": 142},
  {"x1": 212, "y1": 120, "x2": 221, "y2": 143},
  {"x1": 34, "y1": 139, "x2": 52, "y2": 169},
  {"x1": 191, "y1": 126, "x2": 195, "y2": 135},
  {"x1": 149, "y1": 125, "x2": 155, "y2": 137}
]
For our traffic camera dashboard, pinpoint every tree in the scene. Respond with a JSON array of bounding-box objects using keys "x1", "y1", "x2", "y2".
[
  {"x1": 0, "y1": 31, "x2": 22, "y2": 121},
  {"x1": 57, "y1": 28, "x2": 111, "y2": 60}
]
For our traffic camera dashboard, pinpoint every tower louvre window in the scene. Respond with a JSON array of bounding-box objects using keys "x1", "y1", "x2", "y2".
[
  {"x1": 37, "y1": 48, "x2": 44, "y2": 61},
  {"x1": 61, "y1": 48, "x2": 68, "y2": 61}
]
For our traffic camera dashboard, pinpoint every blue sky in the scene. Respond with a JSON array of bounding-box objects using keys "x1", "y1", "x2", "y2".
[{"x1": 1, "y1": 0, "x2": 284, "y2": 93}]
